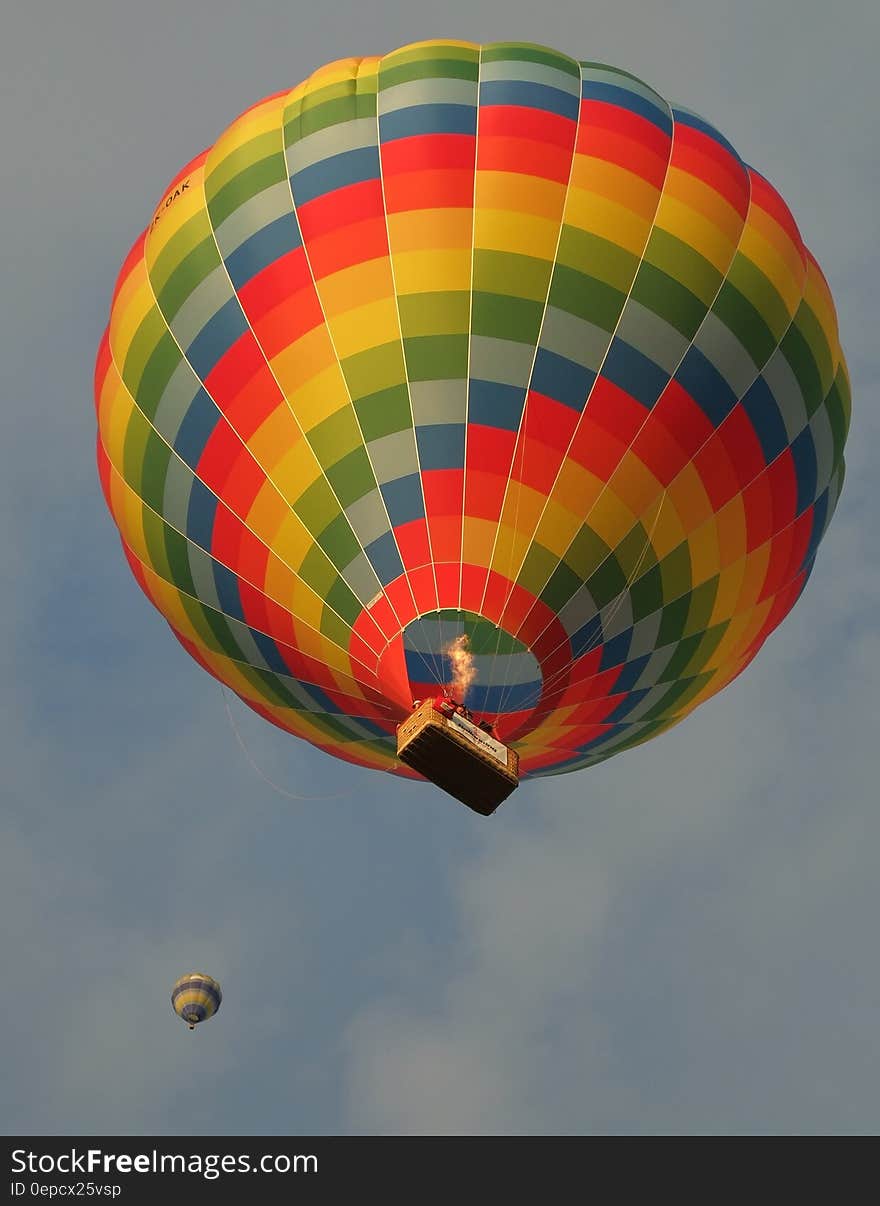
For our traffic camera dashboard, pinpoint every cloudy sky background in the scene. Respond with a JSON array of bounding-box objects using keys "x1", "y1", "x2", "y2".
[{"x1": 2, "y1": 0, "x2": 877, "y2": 1134}]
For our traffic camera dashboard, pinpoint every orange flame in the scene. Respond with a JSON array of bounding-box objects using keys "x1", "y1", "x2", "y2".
[{"x1": 445, "y1": 633, "x2": 476, "y2": 701}]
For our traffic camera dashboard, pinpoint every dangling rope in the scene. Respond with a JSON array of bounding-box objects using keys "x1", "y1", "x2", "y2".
[{"x1": 219, "y1": 685, "x2": 359, "y2": 802}]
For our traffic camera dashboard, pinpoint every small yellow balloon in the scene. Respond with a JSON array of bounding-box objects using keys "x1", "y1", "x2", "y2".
[{"x1": 172, "y1": 973, "x2": 222, "y2": 1030}]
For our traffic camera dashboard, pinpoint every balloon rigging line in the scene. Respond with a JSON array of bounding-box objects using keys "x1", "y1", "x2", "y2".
[
  {"x1": 494, "y1": 410, "x2": 531, "y2": 713},
  {"x1": 373, "y1": 78, "x2": 447, "y2": 661},
  {"x1": 220, "y1": 685, "x2": 355, "y2": 801},
  {"x1": 488, "y1": 78, "x2": 585, "y2": 717}
]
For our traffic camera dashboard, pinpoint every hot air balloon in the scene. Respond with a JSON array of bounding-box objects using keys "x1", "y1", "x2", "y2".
[
  {"x1": 172, "y1": 973, "x2": 222, "y2": 1030},
  {"x1": 94, "y1": 40, "x2": 850, "y2": 814}
]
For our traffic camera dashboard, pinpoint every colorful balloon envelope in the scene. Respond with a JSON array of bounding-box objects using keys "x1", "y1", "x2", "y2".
[
  {"x1": 172, "y1": 973, "x2": 222, "y2": 1030},
  {"x1": 95, "y1": 40, "x2": 850, "y2": 784}
]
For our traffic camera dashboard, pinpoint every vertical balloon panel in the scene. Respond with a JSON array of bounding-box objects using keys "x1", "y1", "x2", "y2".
[{"x1": 378, "y1": 41, "x2": 480, "y2": 611}]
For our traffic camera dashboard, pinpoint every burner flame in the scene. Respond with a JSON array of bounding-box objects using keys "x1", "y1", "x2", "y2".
[{"x1": 445, "y1": 633, "x2": 476, "y2": 701}]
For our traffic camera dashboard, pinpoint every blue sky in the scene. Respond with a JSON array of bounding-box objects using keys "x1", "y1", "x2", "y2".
[{"x1": 2, "y1": 0, "x2": 877, "y2": 1134}]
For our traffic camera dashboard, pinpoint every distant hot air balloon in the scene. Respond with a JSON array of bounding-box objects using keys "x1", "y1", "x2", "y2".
[
  {"x1": 172, "y1": 973, "x2": 222, "y2": 1030},
  {"x1": 95, "y1": 41, "x2": 850, "y2": 806}
]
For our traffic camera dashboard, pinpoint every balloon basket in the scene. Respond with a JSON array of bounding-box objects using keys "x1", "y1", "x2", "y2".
[{"x1": 396, "y1": 701, "x2": 519, "y2": 816}]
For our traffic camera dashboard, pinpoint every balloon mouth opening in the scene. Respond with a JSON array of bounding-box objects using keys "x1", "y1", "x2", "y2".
[{"x1": 392, "y1": 610, "x2": 545, "y2": 738}]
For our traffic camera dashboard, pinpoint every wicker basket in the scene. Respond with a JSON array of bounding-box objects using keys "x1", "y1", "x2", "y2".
[{"x1": 397, "y1": 701, "x2": 519, "y2": 816}]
